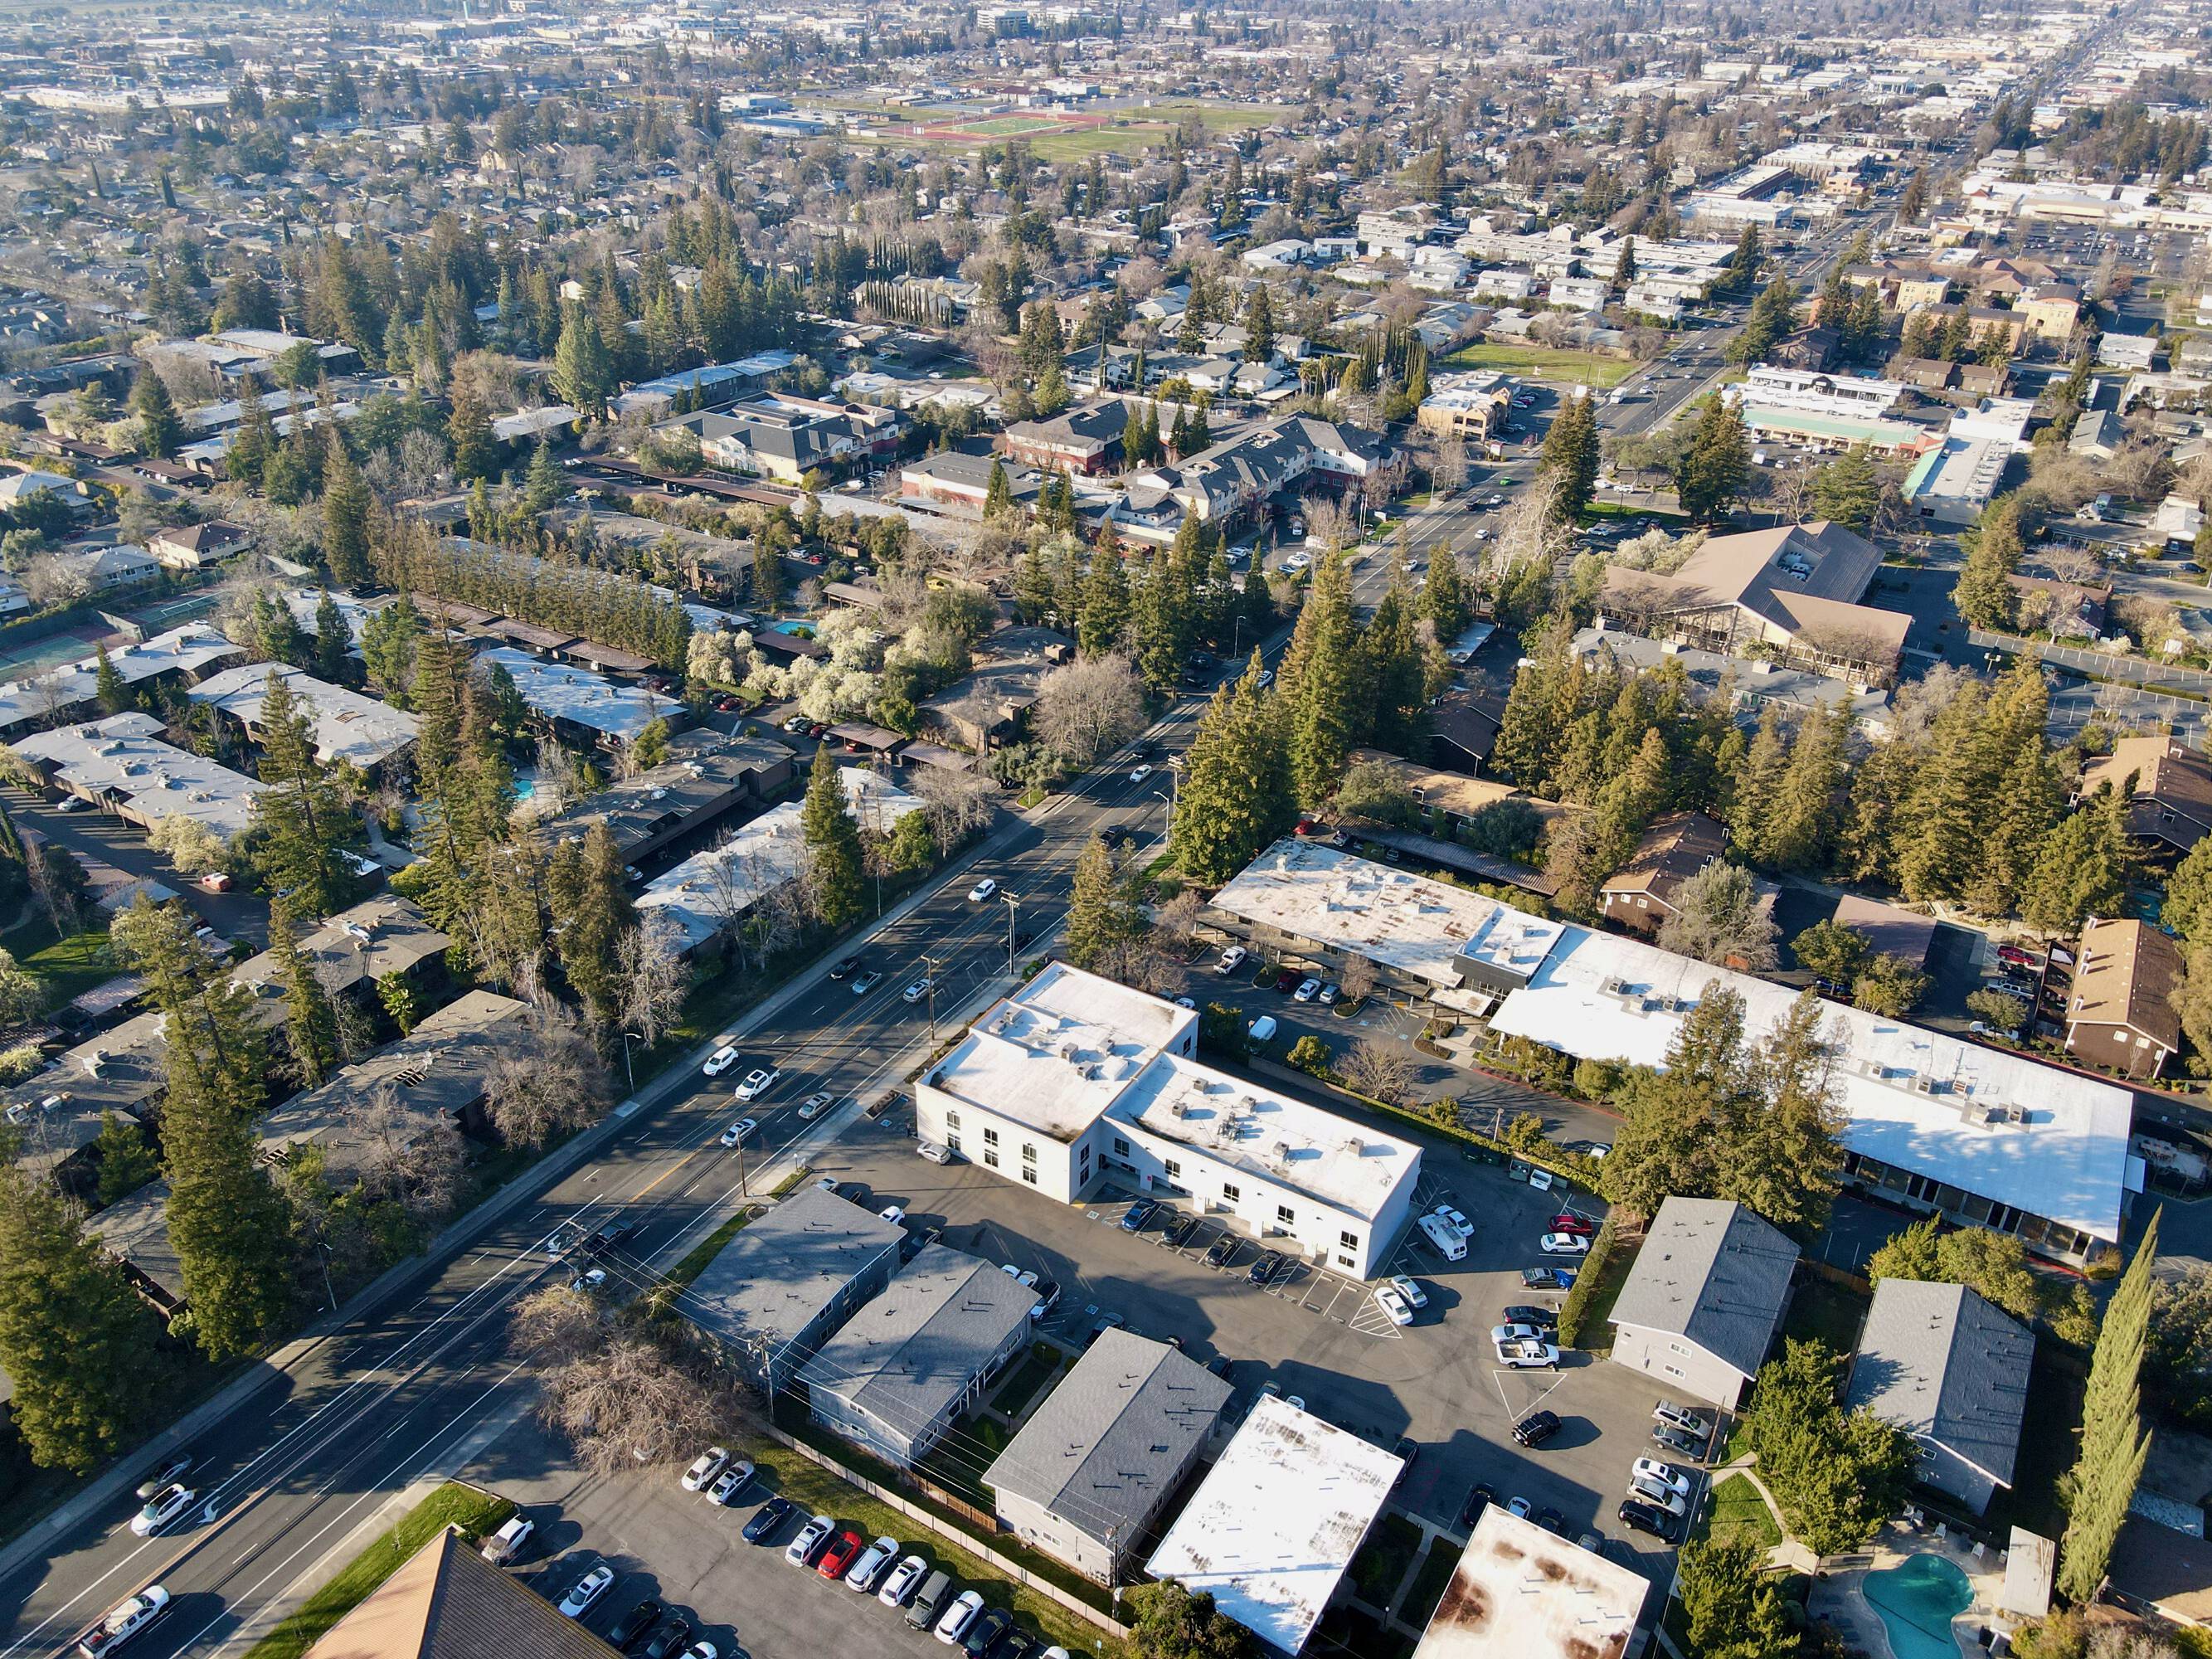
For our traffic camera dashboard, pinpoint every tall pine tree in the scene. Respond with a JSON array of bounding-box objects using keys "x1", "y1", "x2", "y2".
[
  {"x1": 800, "y1": 743, "x2": 864, "y2": 931},
  {"x1": 1169, "y1": 655, "x2": 1291, "y2": 883},
  {"x1": 2059, "y1": 1211, "x2": 2158, "y2": 1603}
]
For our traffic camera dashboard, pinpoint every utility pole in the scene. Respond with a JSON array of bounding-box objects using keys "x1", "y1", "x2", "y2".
[
  {"x1": 922, "y1": 951, "x2": 942, "y2": 1047},
  {"x1": 1003, "y1": 892, "x2": 1020, "y2": 977}
]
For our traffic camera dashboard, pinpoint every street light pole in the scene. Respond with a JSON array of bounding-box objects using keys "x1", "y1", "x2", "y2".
[
  {"x1": 922, "y1": 952, "x2": 942, "y2": 1048},
  {"x1": 1003, "y1": 892, "x2": 1020, "y2": 977}
]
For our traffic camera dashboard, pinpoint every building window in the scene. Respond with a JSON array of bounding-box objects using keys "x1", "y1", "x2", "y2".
[
  {"x1": 984, "y1": 1126, "x2": 999, "y2": 1146},
  {"x1": 946, "y1": 1111, "x2": 960, "y2": 1131},
  {"x1": 1222, "y1": 1183, "x2": 1241, "y2": 1202},
  {"x1": 1276, "y1": 1204, "x2": 1295, "y2": 1225},
  {"x1": 1022, "y1": 1167, "x2": 1037, "y2": 1185},
  {"x1": 984, "y1": 1150, "x2": 999, "y2": 1169},
  {"x1": 1670, "y1": 1341, "x2": 1689, "y2": 1355},
  {"x1": 1022, "y1": 1142, "x2": 1037, "y2": 1163},
  {"x1": 1337, "y1": 1254, "x2": 1355, "y2": 1269},
  {"x1": 946, "y1": 1133, "x2": 961, "y2": 1153},
  {"x1": 1664, "y1": 1365, "x2": 1685, "y2": 1378},
  {"x1": 1164, "y1": 1160, "x2": 1182, "y2": 1180},
  {"x1": 2116, "y1": 1029, "x2": 2130, "y2": 1043},
  {"x1": 1339, "y1": 1230, "x2": 1359, "y2": 1250},
  {"x1": 1112, "y1": 1137, "x2": 1130, "y2": 1157}
]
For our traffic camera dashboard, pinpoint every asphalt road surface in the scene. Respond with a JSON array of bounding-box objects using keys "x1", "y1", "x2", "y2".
[{"x1": 0, "y1": 664, "x2": 1277, "y2": 1659}]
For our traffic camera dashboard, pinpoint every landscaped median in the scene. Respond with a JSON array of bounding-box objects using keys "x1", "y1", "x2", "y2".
[{"x1": 244, "y1": 1481, "x2": 513, "y2": 1659}]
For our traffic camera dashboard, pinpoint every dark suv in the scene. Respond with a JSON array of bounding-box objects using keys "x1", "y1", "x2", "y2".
[
  {"x1": 1617, "y1": 1499, "x2": 1679, "y2": 1543},
  {"x1": 1513, "y1": 1410, "x2": 1561, "y2": 1449}
]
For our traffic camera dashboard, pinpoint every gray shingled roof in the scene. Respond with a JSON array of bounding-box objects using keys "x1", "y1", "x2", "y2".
[
  {"x1": 688, "y1": 1186, "x2": 904, "y2": 1359},
  {"x1": 1609, "y1": 1197, "x2": 1799, "y2": 1379},
  {"x1": 983, "y1": 1330, "x2": 1231, "y2": 1543},
  {"x1": 1845, "y1": 1278, "x2": 2034, "y2": 1488}
]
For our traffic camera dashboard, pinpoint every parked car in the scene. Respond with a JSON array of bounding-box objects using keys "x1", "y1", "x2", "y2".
[
  {"x1": 1617, "y1": 1499, "x2": 1679, "y2": 1543},
  {"x1": 608, "y1": 1598, "x2": 665, "y2": 1650},
  {"x1": 558, "y1": 1564, "x2": 615, "y2": 1618},
  {"x1": 1539, "y1": 1232, "x2": 1590, "y2": 1255},
  {"x1": 1650, "y1": 1423, "x2": 1708, "y2": 1461},
  {"x1": 785, "y1": 1514, "x2": 834, "y2": 1567},
  {"x1": 935, "y1": 1589, "x2": 985, "y2": 1644},
  {"x1": 1547, "y1": 1213, "x2": 1597, "y2": 1237},
  {"x1": 1215, "y1": 946, "x2": 1248, "y2": 975},
  {"x1": 907, "y1": 1571, "x2": 955, "y2": 1632},
  {"x1": 743, "y1": 1496, "x2": 795, "y2": 1545},
  {"x1": 917, "y1": 1141, "x2": 953, "y2": 1165},
  {"x1": 1293, "y1": 977, "x2": 1322, "y2": 1002},
  {"x1": 1247, "y1": 1014, "x2": 1278, "y2": 1043},
  {"x1": 1534, "y1": 1508, "x2": 1568, "y2": 1536},
  {"x1": 1433, "y1": 1204, "x2": 1474, "y2": 1238},
  {"x1": 1652, "y1": 1400, "x2": 1713, "y2": 1438},
  {"x1": 1374, "y1": 1285, "x2": 1415, "y2": 1326},
  {"x1": 732, "y1": 1067, "x2": 780, "y2": 1102},
  {"x1": 1521, "y1": 1265, "x2": 1578, "y2": 1291},
  {"x1": 878, "y1": 1554, "x2": 929, "y2": 1607},
  {"x1": 1512, "y1": 1411, "x2": 1562, "y2": 1449},
  {"x1": 702, "y1": 1045, "x2": 741, "y2": 1077},
  {"x1": 482, "y1": 1514, "x2": 535, "y2": 1564},
  {"x1": 1120, "y1": 1199, "x2": 1159, "y2": 1233},
  {"x1": 1627, "y1": 1477, "x2": 1689, "y2": 1516},
  {"x1": 681, "y1": 1449, "x2": 729, "y2": 1492},
  {"x1": 961, "y1": 1608, "x2": 1014, "y2": 1657},
  {"x1": 1631, "y1": 1458, "x2": 1691, "y2": 1498},
  {"x1": 846, "y1": 1535, "x2": 899, "y2": 1591},
  {"x1": 718, "y1": 1119, "x2": 756, "y2": 1148},
  {"x1": 1247, "y1": 1250, "x2": 1284, "y2": 1285},
  {"x1": 640, "y1": 1618, "x2": 693, "y2": 1659},
  {"x1": 1458, "y1": 1484, "x2": 1495, "y2": 1530},
  {"x1": 707, "y1": 1460, "x2": 756, "y2": 1506},
  {"x1": 1388, "y1": 1275, "x2": 1428, "y2": 1309},
  {"x1": 1029, "y1": 1277, "x2": 1061, "y2": 1318},
  {"x1": 1494, "y1": 1337, "x2": 1559, "y2": 1369},
  {"x1": 1502, "y1": 1304, "x2": 1558, "y2": 1328},
  {"x1": 1274, "y1": 968, "x2": 1300, "y2": 993},
  {"x1": 1205, "y1": 1233, "x2": 1239, "y2": 1267}
]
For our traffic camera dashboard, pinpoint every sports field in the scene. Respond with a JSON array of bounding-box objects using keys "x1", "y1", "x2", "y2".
[{"x1": 832, "y1": 97, "x2": 1286, "y2": 160}]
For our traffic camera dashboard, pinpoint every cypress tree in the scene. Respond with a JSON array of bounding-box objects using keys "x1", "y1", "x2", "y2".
[
  {"x1": 1953, "y1": 493, "x2": 2023, "y2": 630},
  {"x1": 314, "y1": 591, "x2": 352, "y2": 685},
  {"x1": 250, "y1": 669, "x2": 352, "y2": 919},
  {"x1": 2059, "y1": 1211, "x2": 2158, "y2": 1603},
  {"x1": 523, "y1": 440, "x2": 564, "y2": 513},
  {"x1": 799, "y1": 743, "x2": 864, "y2": 931},
  {"x1": 0, "y1": 1157, "x2": 165, "y2": 1472},
  {"x1": 321, "y1": 434, "x2": 373, "y2": 587},
  {"x1": 131, "y1": 371, "x2": 182, "y2": 460},
  {"x1": 93, "y1": 1109, "x2": 159, "y2": 1207},
  {"x1": 448, "y1": 382, "x2": 496, "y2": 483},
  {"x1": 1539, "y1": 391, "x2": 1599, "y2": 521},
  {"x1": 270, "y1": 904, "x2": 339, "y2": 1087},
  {"x1": 1416, "y1": 546, "x2": 1471, "y2": 641},
  {"x1": 1285, "y1": 551, "x2": 1361, "y2": 806},
  {"x1": 1169, "y1": 654, "x2": 1291, "y2": 883},
  {"x1": 982, "y1": 459, "x2": 1013, "y2": 518},
  {"x1": 1077, "y1": 542, "x2": 1130, "y2": 657},
  {"x1": 1064, "y1": 834, "x2": 1123, "y2": 969},
  {"x1": 95, "y1": 644, "x2": 129, "y2": 716}
]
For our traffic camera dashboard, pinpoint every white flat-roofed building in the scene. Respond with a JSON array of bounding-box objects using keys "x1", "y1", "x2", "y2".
[
  {"x1": 917, "y1": 962, "x2": 1422, "y2": 1277},
  {"x1": 1410, "y1": 1506, "x2": 1646, "y2": 1659},
  {"x1": 1485, "y1": 920, "x2": 2137, "y2": 1262},
  {"x1": 12, "y1": 711, "x2": 266, "y2": 839},
  {"x1": 1145, "y1": 1394, "x2": 1403, "y2": 1657},
  {"x1": 636, "y1": 769, "x2": 919, "y2": 953},
  {"x1": 0, "y1": 624, "x2": 245, "y2": 740},
  {"x1": 1739, "y1": 365, "x2": 1907, "y2": 419},
  {"x1": 188, "y1": 663, "x2": 420, "y2": 772},
  {"x1": 1203, "y1": 838, "x2": 1568, "y2": 1016},
  {"x1": 476, "y1": 646, "x2": 678, "y2": 747}
]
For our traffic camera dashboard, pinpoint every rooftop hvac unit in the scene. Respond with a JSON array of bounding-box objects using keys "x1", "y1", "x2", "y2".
[
  {"x1": 1913, "y1": 1075, "x2": 1935, "y2": 1094},
  {"x1": 1272, "y1": 1141, "x2": 1290, "y2": 1161},
  {"x1": 1169, "y1": 1100, "x2": 1184, "y2": 1117},
  {"x1": 1603, "y1": 976, "x2": 1627, "y2": 995}
]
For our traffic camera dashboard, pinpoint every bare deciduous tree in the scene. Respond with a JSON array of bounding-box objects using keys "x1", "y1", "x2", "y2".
[
  {"x1": 617, "y1": 914, "x2": 688, "y2": 1047},
  {"x1": 529, "y1": 1323, "x2": 751, "y2": 1474},
  {"x1": 1034, "y1": 653, "x2": 1147, "y2": 765},
  {"x1": 1152, "y1": 889, "x2": 1202, "y2": 952},
  {"x1": 1341, "y1": 1037, "x2": 1416, "y2": 1103},
  {"x1": 911, "y1": 766, "x2": 999, "y2": 855},
  {"x1": 335, "y1": 1082, "x2": 467, "y2": 1221},
  {"x1": 1339, "y1": 955, "x2": 1378, "y2": 1005},
  {"x1": 483, "y1": 1009, "x2": 611, "y2": 1150}
]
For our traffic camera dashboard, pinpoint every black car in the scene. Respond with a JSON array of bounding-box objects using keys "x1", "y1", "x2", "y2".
[
  {"x1": 993, "y1": 1631, "x2": 1038, "y2": 1659},
  {"x1": 1247, "y1": 1250, "x2": 1284, "y2": 1286},
  {"x1": 1163, "y1": 1216, "x2": 1202, "y2": 1248},
  {"x1": 1205, "y1": 1354, "x2": 1233, "y2": 1380},
  {"x1": 607, "y1": 1598, "x2": 664, "y2": 1650},
  {"x1": 1617, "y1": 1499, "x2": 1679, "y2": 1543},
  {"x1": 1457, "y1": 1484, "x2": 1495, "y2": 1531},
  {"x1": 1393, "y1": 1436, "x2": 1418, "y2": 1474},
  {"x1": 1513, "y1": 1410, "x2": 1562, "y2": 1449},
  {"x1": 1082, "y1": 1311, "x2": 1125, "y2": 1349},
  {"x1": 1120, "y1": 1199, "x2": 1160, "y2": 1233},
  {"x1": 1502, "y1": 1304, "x2": 1558, "y2": 1329},
  {"x1": 640, "y1": 1618, "x2": 692, "y2": 1659},
  {"x1": 742, "y1": 1496, "x2": 795, "y2": 1544},
  {"x1": 829, "y1": 956, "x2": 863, "y2": 980},
  {"x1": 963, "y1": 1608, "x2": 1014, "y2": 1657},
  {"x1": 1534, "y1": 1507, "x2": 1568, "y2": 1536},
  {"x1": 1205, "y1": 1233, "x2": 1238, "y2": 1268}
]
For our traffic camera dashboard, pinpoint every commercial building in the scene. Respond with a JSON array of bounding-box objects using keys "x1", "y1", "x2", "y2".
[
  {"x1": 999, "y1": 401, "x2": 1126, "y2": 474},
  {"x1": 1607, "y1": 1198, "x2": 1798, "y2": 1408},
  {"x1": 0, "y1": 624, "x2": 244, "y2": 739},
  {"x1": 795, "y1": 1242, "x2": 1038, "y2": 1468},
  {"x1": 1144, "y1": 1394, "x2": 1403, "y2": 1657},
  {"x1": 1208, "y1": 841, "x2": 2138, "y2": 1263},
  {"x1": 1845, "y1": 1278, "x2": 2033, "y2": 1516},
  {"x1": 984, "y1": 1330, "x2": 1231, "y2": 1583},
  {"x1": 188, "y1": 663, "x2": 421, "y2": 773},
  {"x1": 635, "y1": 768, "x2": 919, "y2": 953},
  {"x1": 1738, "y1": 365, "x2": 1906, "y2": 419},
  {"x1": 474, "y1": 647, "x2": 680, "y2": 748},
  {"x1": 1596, "y1": 520, "x2": 1911, "y2": 684},
  {"x1": 2064, "y1": 917, "x2": 2184, "y2": 1079},
  {"x1": 1415, "y1": 376, "x2": 1514, "y2": 445},
  {"x1": 686, "y1": 1186, "x2": 906, "y2": 1402},
  {"x1": 918, "y1": 961, "x2": 1423, "y2": 1278},
  {"x1": 1410, "y1": 1506, "x2": 1647, "y2": 1659},
  {"x1": 12, "y1": 711, "x2": 267, "y2": 839},
  {"x1": 1568, "y1": 625, "x2": 1895, "y2": 735}
]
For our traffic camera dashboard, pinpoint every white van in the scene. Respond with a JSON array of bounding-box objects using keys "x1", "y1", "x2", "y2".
[{"x1": 1417, "y1": 1212, "x2": 1468, "y2": 1262}]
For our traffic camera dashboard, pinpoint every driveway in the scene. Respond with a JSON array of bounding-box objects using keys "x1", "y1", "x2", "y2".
[{"x1": 2, "y1": 783, "x2": 270, "y2": 946}]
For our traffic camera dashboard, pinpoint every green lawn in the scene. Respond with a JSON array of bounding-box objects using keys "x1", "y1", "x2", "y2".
[
  {"x1": 989, "y1": 1345, "x2": 1061, "y2": 1419},
  {"x1": 1698, "y1": 1473, "x2": 1783, "y2": 1551},
  {"x1": 1441, "y1": 343, "x2": 1637, "y2": 387},
  {"x1": 245, "y1": 1482, "x2": 513, "y2": 1659},
  {"x1": 6, "y1": 919, "x2": 116, "y2": 1011},
  {"x1": 1781, "y1": 1273, "x2": 1868, "y2": 1355},
  {"x1": 742, "y1": 1433, "x2": 1125, "y2": 1657},
  {"x1": 1398, "y1": 1539, "x2": 1463, "y2": 1627},
  {"x1": 1349, "y1": 1511, "x2": 1425, "y2": 1604}
]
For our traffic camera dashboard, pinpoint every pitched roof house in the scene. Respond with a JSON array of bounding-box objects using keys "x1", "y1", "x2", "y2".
[
  {"x1": 2078, "y1": 736, "x2": 2212, "y2": 856},
  {"x1": 1599, "y1": 812, "x2": 1728, "y2": 938},
  {"x1": 1844, "y1": 1278, "x2": 2033, "y2": 1516},
  {"x1": 1607, "y1": 1197, "x2": 1799, "y2": 1408},
  {"x1": 303, "y1": 1524, "x2": 618, "y2": 1659},
  {"x1": 2064, "y1": 917, "x2": 2184, "y2": 1078}
]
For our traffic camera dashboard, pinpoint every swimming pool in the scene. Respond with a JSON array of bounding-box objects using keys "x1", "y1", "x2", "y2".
[
  {"x1": 1863, "y1": 1554, "x2": 1970, "y2": 1659},
  {"x1": 512, "y1": 778, "x2": 537, "y2": 802},
  {"x1": 771, "y1": 620, "x2": 817, "y2": 639}
]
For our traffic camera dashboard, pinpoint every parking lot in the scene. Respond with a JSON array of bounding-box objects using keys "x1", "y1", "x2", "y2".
[{"x1": 808, "y1": 1106, "x2": 1704, "y2": 1588}]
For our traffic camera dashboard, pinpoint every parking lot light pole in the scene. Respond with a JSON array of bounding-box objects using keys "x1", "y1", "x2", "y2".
[{"x1": 1002, "y1": 892, "x2": 1020, "y2": 977}]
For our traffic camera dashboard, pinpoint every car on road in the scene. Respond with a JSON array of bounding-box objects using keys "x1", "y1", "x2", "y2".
[
  {"x1": 718, "y1": 1119, "x2": 756, "y2": 1148},
  {"x1": 878, "y1": 1554, "x2": 928, "y2": 1607},
  {"x1": 1388, "y1": 1274, "x2": 1427, "y2": 1309},
  {"x1": 733, "y1": 1067, "x2": 780, "y2": 1101},
  {"x1": 1617, "y1": 1499, "x2": 1679, "y2": 1543},
  {"x1": 130, "y1": 1485, "x2": 197, "y2": 1538},
  {"x1": 1631, "y1": 1458, "x2": 1692, "y2": 1498},
  {"x1": 482, "y1": 1515, "x2": 535, "y2": 1564},
  {"x1": 829, "y1": 956, "x2": 864, "y2": 980},
  {"x1": 75, "y1": 1585, "x2": 171, "y2": 1657},
  {"x1": 1432, "y1": 1204, "x2": 1473, "y2": 1238},
  {"x1": 135, "y1": 1453, "x2": 193, "y2": 1501},
  {"x1": 1653, "y1": 1399, "x2": 1714, "y2": 1438},
  {"x1": 1650, "y1": 1423, "x2": 1708, "y2": 1461},
  {"x1": 1248, "y1": 1249, "x2": 1285, "y2": 1285},
  {"x1": 816, "y1": 1529, "x2": 865, "y2": 1581},
  {"x1": 936, "y1": 1589, "x2": 985, "y2": 1644},
  {"x1": 797, "y1": 1091, "x2": 834, "y2": 1121},
  {"x1": 707, "y1": 1460, "x2": 756, "y2": 1506},
  {"x1": 1215, "y1": 946, "x2": 1248, "y2": 975},
  {"x1": 903, "y1": 977, "x2": 935, "y2": 1004},
  {"x1": 682, "y1": 1449, "x2": 729, "y2": 1492},
  {"x1": 640, "y1": 1618, "x2": 693, "y2": 1659},
  {"x1": 743, "y1": 1496, "x2": 795, "y2": 1544},
  {"x1": 567, "y1": 1267, "x2": 608, "y2": 1296},
  {"x1": 1374, "y1": 1285, "x2": 1415, "y2": 1326},
  {"x1": 702, "y1": 1044, "x2": 741, "y2": 1077},
  {"x1": 1547, "y1": 1212, "x2": 1597, "y2": 1237},
  {"x1": 785, "y1": 1514, "x2": 835, "y2": 1567},
  {"x1": 1539, "y1": 1231, "x2": 1590, "y2": 1255},
  {"x1": 967, "y1": 878, "x2": 999, "y2": 902},
  {"x1": 1121, "y1": 1199, "x2": 1159, "y2": 1233},
  {"x1": 559, "y1": 1564, "x2": 616, "y2": 1618},
  {"x1": 1247, "y1": 1014, "x2": 1277, "y2": 1042},
  {"x1": 1512, "y1": 1410, "x2": 1562, "y2": 1449},
  {"x1": 1205, "y1": 1233, "x2": 1239, "y2": 1267},
  {"x1": 851, "y1": 969, "x2": 884, "y2": 994},
  {"x1": 1293, "y1": 976, "x2": 1322, "y2": 1002},
  {"x1": 1457, "y1": 1484, "x2": 1495, "y2": 1531},
  {"x1": 1130, "y1": 765, "x2": 1153, "y2": 783},
  {"x1": 608, "y1": 1598, "x2": 665, "y2": 1650}
]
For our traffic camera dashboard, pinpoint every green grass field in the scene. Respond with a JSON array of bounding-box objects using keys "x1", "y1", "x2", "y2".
[
  {"x1": 1697, "y1": 1473, "x2": 1783, "y2": 1551},
  {"x1": 1441, "y1": 343, "x2": 1637, "y2": 387},
  {"x1": 7, "y1": 920, "x2": 115, "y2": 1012},
  {"x1": 843, "y1": 97, "x2": 1285, "y2": 160}
]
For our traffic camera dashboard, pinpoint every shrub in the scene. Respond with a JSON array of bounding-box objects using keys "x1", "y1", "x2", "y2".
[
  {"x1": 1286, "y1": 1034, "x2": 1333, "y2": 1075},
  {"x1": 1555, "y1": 1215, "x2": 1619, "y2": 1349}
]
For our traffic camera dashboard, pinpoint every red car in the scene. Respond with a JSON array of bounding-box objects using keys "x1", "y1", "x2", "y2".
[
  {"x1": 1275, "y1": 968, "x2": 1300, "y2": 993},
  {"x1": 816, "y1": 1529, "x2": 863, "y2": 1580},
  {"x1": 1548, "y1": 1213, "x2": 1597, "y2": 1237},
  {"x1": 1996, "y1": 945, "x2": 2040, "y2": 969}
]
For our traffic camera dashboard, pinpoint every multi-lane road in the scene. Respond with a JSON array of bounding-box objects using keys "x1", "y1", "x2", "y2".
[{"x1": 0, "y1": 693, "x2": 1242, "y2": 1659}]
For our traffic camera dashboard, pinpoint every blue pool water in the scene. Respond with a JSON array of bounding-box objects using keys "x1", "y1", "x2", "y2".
[
  {"x1": 771, "y1": 620, "x2": 816, "y2": 638},
  {"x1": 1863, "y1": 1554, "x2": 1971, "y2": 1659},
  {"x1": 512, "y1": 778, "x2": 537, "y2": 801}
]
